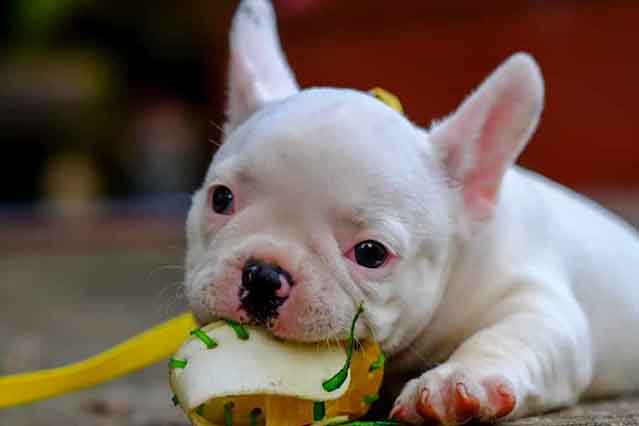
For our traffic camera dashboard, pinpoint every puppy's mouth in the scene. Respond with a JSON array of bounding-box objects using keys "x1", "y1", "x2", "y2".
[{"x1": 195, "y1": 258, "x2": 349, "y2": 342}]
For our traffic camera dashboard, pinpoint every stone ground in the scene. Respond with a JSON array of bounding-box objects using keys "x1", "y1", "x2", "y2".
[{"x1": 0, "y1": 192, "x2": 637, "y2": 426}]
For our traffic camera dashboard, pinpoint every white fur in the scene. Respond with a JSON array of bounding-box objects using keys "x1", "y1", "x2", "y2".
[{"x1": 184, "y1": 0, "x2": 639, "y2": 423}]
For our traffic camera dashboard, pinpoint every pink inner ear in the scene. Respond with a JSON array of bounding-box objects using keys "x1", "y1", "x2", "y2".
[
  {"x1": 434, "y1": 54, "x2": 543, "y2": 224},
  {"x1": 461, "y1": 89, "x2": 522, "y2": 220}
]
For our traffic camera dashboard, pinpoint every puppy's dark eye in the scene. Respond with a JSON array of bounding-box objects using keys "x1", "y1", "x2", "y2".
[
  {"x1": 211, "y1": 185, "x2": 234, "y2": 215},
  {"x1": 353, "y1": 240, "x2": 388, "y2": 268}
]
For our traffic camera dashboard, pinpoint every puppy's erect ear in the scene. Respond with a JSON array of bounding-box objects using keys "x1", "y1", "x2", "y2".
[
  {"x1": 226, "y1": 0, "x2": 299, "y2": 131},
  {"x1": 430, "y1": 53, "x2": 544, "y2": 223}
]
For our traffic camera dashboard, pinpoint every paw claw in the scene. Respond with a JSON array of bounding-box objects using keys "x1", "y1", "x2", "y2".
[
  {"x1": 420, "y1": 388, "x2": 430, "y2": 406},
  {"x1": 453, "y1": 383, "x2": 480, "y2": 422},
  {"x1": 390, "y1": 403, "x2": 423, "y2": 425},
  {"x1": 416, "y1": 387, "x2": 440, "y2": 423},
  {"x1": 389, "y1": 405, "x2": 404, "y2": 420},
  {"x1": 490, "y1": 383, "x2": 516, "y2": 419},
  {"x1": 396, "y1": 369, "x2": 517, "y2": 425}
]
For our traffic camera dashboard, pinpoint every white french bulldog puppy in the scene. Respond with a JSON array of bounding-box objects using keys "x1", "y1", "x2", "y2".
[{"x1": 184, "y1": 0, "x2": 639, "y2": 424}]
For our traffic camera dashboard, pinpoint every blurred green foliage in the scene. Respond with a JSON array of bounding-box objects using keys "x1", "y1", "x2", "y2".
[{"x1": 12, "y1": 0, "x2": 86, "y2": 40}]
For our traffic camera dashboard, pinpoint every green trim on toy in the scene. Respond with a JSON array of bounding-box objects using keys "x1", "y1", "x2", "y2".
[
  {"x1": 224, "y1": 319, "x2": 250, "y2": 340},
  {"x1": 335, "y1": 421, "x2": 407, "y2": 426},
  {"x1": 249, "y1": 408, "x2": 262, "y2": 426},
  {"x1": 224, "y1": 401, "x2": 234, "y2": 426},
  {"x1": 171, "y1": 394, "x2": 180, "y2": 407},
  {"x1": 368, "y1": 352, "x2": 385, "y2": 373},
  {"x1": 312, "y1": 416, "x2": 350, "y2": 426},
  {"x1": 190, "y1": 328, "x2": 218, "y2": 349},
  {"x1": 168, "y1": 357, "x2": 188, "y2": 369},
  {"x1": 195, "y1": 404, "x2": 205, "y2": 416},
  {"x1": 314, "y1": 401, "x2": 326, "y2": 421},
  {"x1": 362, "y1": 394, "x2": 379, "y2": 405},
  {"x1": 322, "y1": 303, "x2": 364, "y2": 392}
]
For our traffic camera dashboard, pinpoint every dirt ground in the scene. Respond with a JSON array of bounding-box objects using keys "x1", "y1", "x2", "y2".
[{"x1": 1, "y1": 192, "x2": 637, "y2": 426}]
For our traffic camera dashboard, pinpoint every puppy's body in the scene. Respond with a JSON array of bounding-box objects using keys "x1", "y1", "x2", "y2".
[
  {"x1": 184, "y1": 1, "x2": 639, "y2": 423},
  {"x1": 390, "y1": 166, "x2": 639, "y2": 400}
]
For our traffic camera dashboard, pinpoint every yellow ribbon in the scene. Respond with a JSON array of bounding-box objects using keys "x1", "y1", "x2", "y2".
[
  {"x1": 0, "y1": 312, "x2": 198, "y2": 408},
  {"x1": 369, "y1": 87, "x2": 404, "y2": 114}
]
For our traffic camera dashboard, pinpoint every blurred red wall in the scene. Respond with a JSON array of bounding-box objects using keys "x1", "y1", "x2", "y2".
[{"x1": 210, "y1": 0, "x2": 639, "y2": 190}]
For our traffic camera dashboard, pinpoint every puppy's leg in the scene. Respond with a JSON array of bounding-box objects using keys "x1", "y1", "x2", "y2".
[{"x1": 391, "y1": 279, "x2": 593, "y2": 425}]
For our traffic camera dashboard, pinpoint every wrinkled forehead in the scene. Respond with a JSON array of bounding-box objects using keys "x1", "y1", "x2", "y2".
[{"x1": 212, "y1": 88, "x2": 426, "y2": 192}]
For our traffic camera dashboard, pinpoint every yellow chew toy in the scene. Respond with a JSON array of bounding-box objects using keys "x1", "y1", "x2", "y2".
[{"x1": 169, "y1": 307, "x2": 385, "y2": 426}]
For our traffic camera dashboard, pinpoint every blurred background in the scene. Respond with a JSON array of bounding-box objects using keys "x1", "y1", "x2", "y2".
[
  {"x1": 1, "y1": 0, "x2": 639, "y2": 250},
  {"x1": 1, "y1": 1, "x2": 637, "y2": 425}
]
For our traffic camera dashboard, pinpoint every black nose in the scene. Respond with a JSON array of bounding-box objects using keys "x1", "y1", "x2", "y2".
[
  {"x1": 242, "y1": 260, "x2": 282, "y2": 292},
  {"x1": 240, "y1": 259, "x2": 291, "y2": 325}
]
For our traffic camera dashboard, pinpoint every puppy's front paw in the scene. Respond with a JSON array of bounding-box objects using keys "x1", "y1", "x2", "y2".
[{"x1": 390, "y1": 364, "x2": 516, "y2": 425}]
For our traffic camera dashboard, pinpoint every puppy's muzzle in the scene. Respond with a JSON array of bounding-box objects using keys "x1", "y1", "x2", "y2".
[{"x1": 240, "y1": 259, "x2": 293, "y2": 325}]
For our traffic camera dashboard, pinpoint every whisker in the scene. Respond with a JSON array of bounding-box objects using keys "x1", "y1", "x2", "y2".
[
  {"x1": 148, "y1": 264, "x2": 185, "y2": 278},
  {"x1": 209, "y1": 120, "x2": 225, "y2": 134},
  {"x1": 208, "y1": 138, "x2": 223, "y2": 147},
  {"x1": 151, "y1": 280, "x2": 187, "y2": 318},
  {"x1": 404, "y1": 341, "x2": 431, "y2": 367}
]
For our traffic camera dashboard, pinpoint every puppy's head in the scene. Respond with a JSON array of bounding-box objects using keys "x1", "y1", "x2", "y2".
[{"x1": 185, "y1": 0, "x2": 544, "y2": 353}]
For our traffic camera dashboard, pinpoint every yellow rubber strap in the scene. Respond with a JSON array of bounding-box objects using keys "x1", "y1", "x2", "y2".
[
  {"x1": 369, "y1": 87, "x2": 404, "y2": 114},
  {"x1": 0, "y1": 312, "x2": 198, "y2": 408}
]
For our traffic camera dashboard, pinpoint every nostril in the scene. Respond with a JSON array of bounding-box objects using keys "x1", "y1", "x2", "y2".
[
  {"x1": 242, "y1": 263, "x2": 261, "y2": 289},
  {"x1": 275, "y1": 274, "x2": 291, "y2": 298},
  {"x1": 262, "y1": 268, "x2": 282, "y2": 291}
]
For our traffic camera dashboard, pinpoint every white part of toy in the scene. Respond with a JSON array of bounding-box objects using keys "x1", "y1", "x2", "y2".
[{"x1": 170, "y1": 322, "x2": 350, "y2": 411}]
